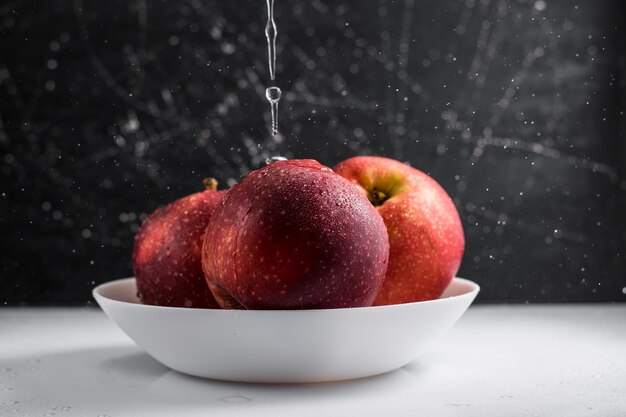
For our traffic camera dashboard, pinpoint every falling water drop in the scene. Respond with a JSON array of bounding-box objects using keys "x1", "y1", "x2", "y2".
[{"x1": 265, "y1": 86, "x2": 281, "y2": 136}]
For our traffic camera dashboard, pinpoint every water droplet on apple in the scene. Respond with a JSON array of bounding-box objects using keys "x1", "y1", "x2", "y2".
[{"x1": 265, "y1": 156, "x2": 287, "y2": 165}]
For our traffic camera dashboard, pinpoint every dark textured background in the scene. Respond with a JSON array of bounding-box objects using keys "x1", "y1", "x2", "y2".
[{"x1": 1, "y1": 0, "x2": 625, "y2": 304}]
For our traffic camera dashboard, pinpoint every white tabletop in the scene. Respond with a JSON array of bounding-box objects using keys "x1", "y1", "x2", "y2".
[{"x1": 1, "y1": 305, "x2": 624, "y2": 417}]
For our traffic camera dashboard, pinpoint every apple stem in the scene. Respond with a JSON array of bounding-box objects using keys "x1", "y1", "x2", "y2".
[
  {"x1": 203, "y1": 178, "x2": 218, "y2": 191},
  {"x1": 369, "y1": 188, "x2": 389, "y2": 206}
]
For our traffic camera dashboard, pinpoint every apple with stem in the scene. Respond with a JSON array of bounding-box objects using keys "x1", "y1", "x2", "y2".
[
  {"x1": 334, "y1": 156, "x2": 464, "y2": 305},
  {"x1": 133, "y1": 179, "x2": 223, "y2": 308}
]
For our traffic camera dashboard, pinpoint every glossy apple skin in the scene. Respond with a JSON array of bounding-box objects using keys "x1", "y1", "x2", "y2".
[
  {"x1": 133, "y1": 189, "x2": 224, "y2": 308},
  {"x1": 202, "y1": 159, "x2": 390, "y2": 310},
  {"x1": 334, "y1": 156, "x2": 464, "y2": 305}
]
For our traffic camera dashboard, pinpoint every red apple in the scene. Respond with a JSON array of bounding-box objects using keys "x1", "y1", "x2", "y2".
[
  {"x1": 133, "y1": 179, "x2": 223, "y2": 308},
  {"x1": 202, "y1": 159, "x2": 390, "y2": 310},
  {"x1": 334, "y1": 156, "x2": 464, "y2": 305}
]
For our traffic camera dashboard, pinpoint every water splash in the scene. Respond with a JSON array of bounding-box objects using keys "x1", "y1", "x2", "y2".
[{"x1": 265, "y1": 155, "x2": 287, "y2": 164}]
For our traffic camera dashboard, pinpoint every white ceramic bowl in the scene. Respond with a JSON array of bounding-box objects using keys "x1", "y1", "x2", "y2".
[{"x1": 93, "y1": 277, "x2": 479, "y2": 383}]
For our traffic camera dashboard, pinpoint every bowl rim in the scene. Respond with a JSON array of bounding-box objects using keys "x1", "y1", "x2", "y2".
[{"x1": 93, "y1": 277, "x2": 480, "y2": 313}]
